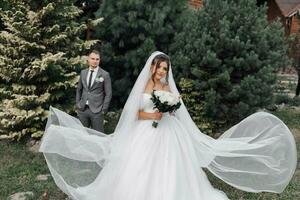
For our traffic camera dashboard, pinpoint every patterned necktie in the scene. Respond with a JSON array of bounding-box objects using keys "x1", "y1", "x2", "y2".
[{"x1": 88, "y1": 70, "x2": 94, "y2": 89}]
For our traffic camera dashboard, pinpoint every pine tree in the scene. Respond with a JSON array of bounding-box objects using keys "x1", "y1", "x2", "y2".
[
  {"x1": 171, "y1": 0, "x2": 290, "y2": 131},
  {"x1": 0, "y1": 0, "x2": 10, "y2": 30},
  {"x1": 0, "y1": 0, "x2": 100, "y2": 140},
  {"x1": 74, "y1": 0, "x2": 102, "y2": 39},
  {"x1": 92, "y1": 0, "x2": 188, "y2": 108}
]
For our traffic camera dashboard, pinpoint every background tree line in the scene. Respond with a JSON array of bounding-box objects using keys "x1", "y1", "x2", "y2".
[{"x1": 0, "y1": 0, "x2": 294, "y2": 140}]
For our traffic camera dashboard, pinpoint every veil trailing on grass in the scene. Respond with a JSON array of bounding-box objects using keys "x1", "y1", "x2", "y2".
[{"x1": 39, "y1": 51, "x2": 297, "y2": 199}]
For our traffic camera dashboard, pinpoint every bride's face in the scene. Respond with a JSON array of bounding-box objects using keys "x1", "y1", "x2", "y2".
[{"x1": 153, "y1": 61, "x2": 168, "y2": 80}]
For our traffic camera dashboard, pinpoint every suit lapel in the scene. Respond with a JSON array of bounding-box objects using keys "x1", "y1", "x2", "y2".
[
  {"x1": 82, "y1": 69, "x2": 88, "y2": 89},
  {"x1": 91, "y1": 68, "x2": 103, "y2": 89}
]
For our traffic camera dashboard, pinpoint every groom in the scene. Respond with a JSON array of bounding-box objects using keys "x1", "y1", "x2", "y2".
[{"x1": 76, "y1": 50, "x2": 112, "y2": 132}]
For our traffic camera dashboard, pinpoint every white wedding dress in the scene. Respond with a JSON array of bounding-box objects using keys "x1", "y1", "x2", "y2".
[
  {"x1": 40, "y1": 51, "x2": 297, "y2": 200},
  {"x1": 89, "y1": 93, "x2": 229, "y2": 199}
]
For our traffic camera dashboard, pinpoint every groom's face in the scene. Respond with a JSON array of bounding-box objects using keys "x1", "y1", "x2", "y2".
[{"x1": 88, "y1": 53, "x2": 100, "y2": 68}]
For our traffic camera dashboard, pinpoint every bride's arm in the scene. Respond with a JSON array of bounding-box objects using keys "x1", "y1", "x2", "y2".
[
  {"x1": 138, "y1": 110, "x2": 162, "y2": 120},
  {"x1": 138, "y1": 79, "x2": 164, "y2": 120}
]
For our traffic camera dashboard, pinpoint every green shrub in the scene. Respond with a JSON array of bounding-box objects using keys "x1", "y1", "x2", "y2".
[
  {"x1": 0, "y1": 0, "x2": 99, "y2": 140},
  {"x1": 171, "y1": 0, "x2": 290, "y2": 128}
]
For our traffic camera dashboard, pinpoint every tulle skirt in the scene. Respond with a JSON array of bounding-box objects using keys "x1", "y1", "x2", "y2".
[{"x1": 39, "y1": 108, "x2": 297, "y2": 200}]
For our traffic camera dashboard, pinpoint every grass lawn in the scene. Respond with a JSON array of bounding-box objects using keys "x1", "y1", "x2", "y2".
[
  {"x1": 0, "y1": 107, "x2": 299, "y2": 200},
  {"x1": 0, "y1": 141, "x2": 67, "y2": 199}
]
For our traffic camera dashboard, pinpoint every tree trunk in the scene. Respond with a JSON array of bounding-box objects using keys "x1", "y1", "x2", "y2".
[
  {"x1": 86, "y1": 26, "x2": 91, "y2": 40},
  {"x1": 296, "y1": 71, "x2": 300, "y2": 96}
]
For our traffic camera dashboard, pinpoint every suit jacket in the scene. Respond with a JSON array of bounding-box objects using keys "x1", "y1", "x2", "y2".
[{"x1": 76, "y1": 67, "x2": 112, "y2": 113}]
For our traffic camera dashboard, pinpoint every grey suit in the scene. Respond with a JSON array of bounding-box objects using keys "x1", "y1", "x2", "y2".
[{"x1": 76, "y1": 67, "x2": 112, "y2": 132}]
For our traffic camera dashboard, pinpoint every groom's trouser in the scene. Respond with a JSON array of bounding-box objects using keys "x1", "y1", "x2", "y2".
[{"x1": 78, "y1": 105, "x2": 104, "y2": 132}]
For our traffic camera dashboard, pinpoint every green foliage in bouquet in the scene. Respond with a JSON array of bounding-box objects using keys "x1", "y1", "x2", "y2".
[
  {"x1": 0, "y1": 0, "x2": 100, "y2": 140},
  {"x1": 171, "y1": 0, "x2": 290, "y2": 128},
  {"x1": 92, "y1": 0, "x2": 188, "y2": 108}
]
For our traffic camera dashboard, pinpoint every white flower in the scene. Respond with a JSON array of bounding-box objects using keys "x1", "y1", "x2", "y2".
[
  {"x1": 168, "y1": 97, "x2": 177, "y2": 106},
  {"x1": 151, "y1": 90, "x2": 181, "y2": 128},
  {"x1": 154, "y1": 91, "x2": 179, "y2": 105},
  {"x1": 95, "y1": 77, "x2": 104, "y2": 82}
]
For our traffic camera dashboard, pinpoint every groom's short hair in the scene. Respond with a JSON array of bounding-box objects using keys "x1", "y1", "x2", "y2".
[{"x1": 88, "y1": 50, "x2": 101, "y2": 57}]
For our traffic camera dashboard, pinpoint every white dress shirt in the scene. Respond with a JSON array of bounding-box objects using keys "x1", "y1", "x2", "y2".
[
  {"x1": 86, "y1": 66, "x2": 99, "y2": 105},
  {"x1": 87, "y1": 66, "x2": 99, "y2": 87}
]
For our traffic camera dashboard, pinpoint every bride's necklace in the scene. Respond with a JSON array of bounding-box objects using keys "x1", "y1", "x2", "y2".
[{"x1": 153, "y1": 83, "x2": 166, "y2": 91}]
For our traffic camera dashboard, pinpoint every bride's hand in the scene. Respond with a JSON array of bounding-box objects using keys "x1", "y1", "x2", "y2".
[
  {"x1": 153, "y1": 111, "x2": 163, "y2": 120},
  {"x1": 169, "y1": 112, "x2": 175, "y2": 116}
]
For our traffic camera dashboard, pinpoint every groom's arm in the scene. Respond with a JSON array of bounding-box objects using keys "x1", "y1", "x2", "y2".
[
  {"x1": 76, "y1": 72, "x2": 83, "y2": 107},
  {"x1": 102, "y1": 72, "x2": 112, "y2": 114}
]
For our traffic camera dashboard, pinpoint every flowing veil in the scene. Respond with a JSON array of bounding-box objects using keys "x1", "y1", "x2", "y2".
[{"x1": 39, "y1": 51, "x2": 297, "y2": 198}]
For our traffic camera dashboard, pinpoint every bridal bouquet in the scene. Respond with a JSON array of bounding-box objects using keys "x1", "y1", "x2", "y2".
[{"x1": 150, "y1": 90, "x2": 181, "y2": 128}]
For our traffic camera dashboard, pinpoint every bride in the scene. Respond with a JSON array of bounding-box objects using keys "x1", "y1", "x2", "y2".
[{"x1": 39, "y1": 51, "x2": 297, "y2": 200}]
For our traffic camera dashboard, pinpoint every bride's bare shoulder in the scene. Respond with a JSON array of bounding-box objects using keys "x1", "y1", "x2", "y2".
[{"x1": 144, "y1": 79, "x2": 154, "y2": 93}]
